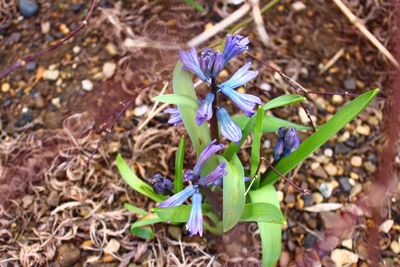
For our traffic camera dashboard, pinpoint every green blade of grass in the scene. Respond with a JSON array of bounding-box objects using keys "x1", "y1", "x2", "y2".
[
  {"x1": 250, "y1": 107, "x2": 264, "y2": 188},
  {"x1": 174, "y1": 136, "x2": 186, "y2": 193}
]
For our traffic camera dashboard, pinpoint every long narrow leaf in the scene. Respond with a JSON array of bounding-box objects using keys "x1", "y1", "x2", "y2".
[
  {"x1": 263, "y1": 94, "x2": 306, "y2": 110},
  {"x1": 262, "y1": 88, "x2": 379, "y2": 186},
  {"x1": 250, "y1": 185, "x2": 282, "y2": 267},
  {"x1": 240, "y1": 203, "x2": 284, "y2": 223},
  {"x1": 153, "y1": 204, "x2": 212, "y2": 223},
  {"x1": 124, "y1": 203, "x2": 148, "y2": 216},
  {"x1": 174, "y1": 136, "x2": 186, "y2": 193},
  {"x1": 221, "y1": 154, "x2": 245, "y2": 231},
  {"x1": 152, "y1": 94, "x2": 199, "y2": 110},
  {"x1": 250, "y1": 107, "x2": 264, "y2": 188},
  {"x1": 116, "y1": 154, "x2": 165, "y2": 202}
]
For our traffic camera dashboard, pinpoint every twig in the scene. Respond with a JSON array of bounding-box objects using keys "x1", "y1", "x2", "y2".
[
  {"x1": 300, "y1": 102, "x2": 316, "y2": 132},
  {"x1": 187, "y1": 3, "x2": 251, "y2": 47},
  {"x1": 0, "y1": 0, "x2": 98, "y2": 80},
  {"x1": 249, "y1": 0, "x2": 270, "y2": 46},
  {"x1": 332, "y1": 0, "x2": 399, "y2": 68},
  {"x1": 263, "y1": 158, "x2": 310, "y2": 195},
  {"x1": 319, "y1": 48, "x2": 345, "y2": 74},
  {"x1": 244, "y1": 153, "x2": 264, "y2": 196}
]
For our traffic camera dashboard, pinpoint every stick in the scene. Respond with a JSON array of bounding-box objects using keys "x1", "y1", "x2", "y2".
[
  {"x1": 0, "y1": 0, "x2": 98, "y2": 80},
  {"x1": 332, "y1": 0, "x2": 399, "y2": 68},
  {"x1": 249, "y1": 0, "x2": 270, "y2": 46}
]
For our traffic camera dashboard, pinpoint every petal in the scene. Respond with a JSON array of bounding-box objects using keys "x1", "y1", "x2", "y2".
[
  {"x1": 216, "y1": 108, "x2": 242, "y2": 143},
  {"x1": 221, "y1": 62, "x2": 258, "y2": 89},
  {"x1": 186, "y1": 191, "x2": 203, "y2": 237},
  {"x1": 273, "y1": 139, "x2": 285, "y2": 161},
  {"x1": 222, "y1": 34, "x2": 249, "y2": 63},
  {"x1": 220, "y1": 86, "x2": 261, "y2": 116},
  {"x1": 193, "y1": 140, "x2": 225, "y2": 176},
  {"x1": 179, "y1": 48, "x2": 207, "y2": 81},
  {"x1": 195, "y1": 93, "x2": 214, "y2": 125},
  {"x1": 158, "y1": 185, "x2": 197, "y2": 208},
  {"x1": 198, "y1": 162, "x2": 227, "y2": 186},
  {"x1": 164, "y1": 107, "x2": 182, "y2": 125}
]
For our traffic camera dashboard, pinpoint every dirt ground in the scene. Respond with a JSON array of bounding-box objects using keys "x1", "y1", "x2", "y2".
[{"x1": 0, "y1": 0, "x2": 399, "y2": 266}]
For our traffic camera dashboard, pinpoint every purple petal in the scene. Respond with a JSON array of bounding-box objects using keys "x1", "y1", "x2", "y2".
[
  {"x1": 195, "y1": 93, "x2": 214, "y2": 125},
  {"x1": 223, "y1": 34, "x2": 249, "y2": 63},
  {"x1": 179, "y1": 48, "x2": 207, "y2": 81},
  {"x1": 198, "y1": 162, "x2": 227, "y2": 186},
  {"x1": 220, "y1": 86, "x2": 261, "y2": 116},
  {"x1": 159, "y1": 185, "x2": 197, "y2": 208},
  {"x1": 193, "y1": 140, "x2": 225, "y2": 176},
  {"x1": 216, "y1": 108, "x2": 242, "y2": 143},
  {"x1": 244, "y1": 176, "x2": 251, "y2": 182},
  {"x1": 283, "y1": 127, "x2": 300, "y2": 151},
  {"x1": 186, "y1": 191, "x2": 203, "y2": 237},
  {"x1": 220, "y1": 62, "x2": 258, "y2": 89},
  {"x1": 273, "y1": 139, "x2": 285, "y2": 161},
  {"x1": 164, "y1": 107, "x2": 183, "y2": 125}
]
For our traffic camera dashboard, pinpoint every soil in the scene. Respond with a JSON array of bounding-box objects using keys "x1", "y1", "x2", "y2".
[{"x1": 0, "y1": 0, "x2": 398, "y2": 266}]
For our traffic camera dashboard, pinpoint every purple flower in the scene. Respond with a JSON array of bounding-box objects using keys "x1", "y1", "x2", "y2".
[
  {"x1": 195, "y1": 93, "x2": 214, "y2": 125},
  {"x1": 164, "y1": 107, "x2": 182, "y2": 125},
  {"x1": 186, "y1": 191, "x2": 203, "y2": 236},
  {"x1": 220, "y1": 86, "x2": 261, "y2": 116},
  {"x1": 244, "y1": 176, "x2": 251, "y2": 182},
  {"x1": 159, "y1": 185, "x2": 197, "y2": 208},
  {"x1": 216, "y1": 107, "x2": 242, "y2": 143},
  {"x1": 273, "y1": 139, "x2": 285, "y2": 161},
  {"x1": 283, "y1": 127, "x2": 300, "y2": 151},
  {"x1": 183, "y1": 169, "x2": 195, "y2": 182},
  {"x1": 199, "y1": 48, "x2": 224, "y2": 80},
  {"x1": 193, "y1": 139, "x2": 225, "y2": 176},
  {"x1": 179, "y1": 48, "x2": 207, "y2": 82},
  {"x1": 198, "y1": 162, "x2": 227, "y2": 186},
  {"x1": 220, "y1": 62, "x2": 258, "y2": 89},
  {"x1": 147, "y1": 173, "x2": 173, "y2": 194},
  {"x1": 273, "y1": 127, "x2": 301, "y2": 160},
  {"x1": 223, "y1": 34, "x2": 249, "y2": 63}
]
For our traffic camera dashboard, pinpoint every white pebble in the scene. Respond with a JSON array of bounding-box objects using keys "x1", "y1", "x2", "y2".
[
  {"x1": 292, "y1": 1, "x2": 306, "y2": 12},
  {"x1": 103, "y1": 62, "x2": 117, "y2": 79},
  {"x1": 331, "y1": 249, "x2": 358, "y2": 267},
  {"x1": 81, "y1": 79, "x2": 94, "y2": 91},
  {"x1": 319, "y1": 182, "x2": 333, "y2": 198},
  {"x1": 134, "y1": 105, "x2": 148, "y2": 116},
  {"x1": 324, "y1": 148, "x2": 333, "y2": 158},
  {"x1": 43, "y1": 69, "x2": 59, "y2": 81}
]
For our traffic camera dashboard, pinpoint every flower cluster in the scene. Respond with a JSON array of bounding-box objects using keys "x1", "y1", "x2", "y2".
[
  {"x1": 158, "y1": 140, "x2": 226, "y2": 236},
  {"x1": 168, "y1": 34, "x2": 261, "y2": 143},
  {"x1": 273, "y1": 126, "x2": 301, "y2": 161},
  {"x1": 147, "y1": 173, "x2": 174, "y2": 194}
]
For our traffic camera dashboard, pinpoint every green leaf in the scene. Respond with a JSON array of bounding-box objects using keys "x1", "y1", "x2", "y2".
[
  {"x1": 263, "y1": 94, "x2": 306, "y2": 110},
  {"x1": 262, "y1": 88, "x2": 379, "y2": 186},
  {"x1": 221, "y1": 154, "x2": 245, "y2": 232},
  {"x1": 152, "y1": 94, "x2": 199, "y2": 110},
  {"x1": 250, "y1": 107, "x2": 264, "y2": 188},
  {"x1": 124, "y1": 203, "x2": 148, "y2": 216},
  {"x1": 130, "y1": 213, "x2": 163, "y2": 239},
  {"x1": 174, "y1": 136, "x2": 186, "y2": 193},
  {"x1": 116, "y1": 154, "x2": 165, "y2": 203},
  {"x1": 153, "y1": 204, "x2": 212, "y2": 223},
  {"x1": 181, "y1": 0, "x2": 206, "y2": 12},
  {"x1": 131, "y1": 226, "x2": 155, "y2": 239},
  {"x1": 234, "y1": 114, "x2": 310, "y2": 133},
  {"x1": 250, "y1": 185, "x2": 282, "y2": 267},
  {"x1": 172, "y1": 62, "x2": 211, "y2": 155},
  {"x1": 240, "y1": 203, "x2": 284, "y2": 223}
]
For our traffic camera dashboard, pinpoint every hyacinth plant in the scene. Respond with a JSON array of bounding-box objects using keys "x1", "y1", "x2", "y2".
[{"x1": 116, "y1": 34, "x2": 379, "y2": 266}]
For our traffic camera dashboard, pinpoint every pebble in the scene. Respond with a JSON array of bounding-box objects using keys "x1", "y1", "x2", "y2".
[
  {"x1": 104, "y1": 238, "x2": 120, "y2": 254},
  {"x1": 324, "y1": 163, "x2": 337, "y2": 176},
  {"x1": 59, "y1": 24, "x2": 70, "y2": 34},
  {"x1": 323, "y1": 148, "x2": 333, "y2": 158},
  {"x1": 298, "y1": 108, "x2": 316, "y2": 125},
  {"x1": 51, "y1": 97, "x2": 61, "y2": 108},
  {"x1": 263, "y1": 140, "x2": 271, "y2": 149},
  {"x1": 57, "y1": 243, "x2": 80, "y2": 267},
  {"x1": 43, "y1": 69, "x2": 59, "y2": 81},
  {"x1": 81, "y1": 79, "x2": 94, "y2": 91},
  {"x1": 342, "y1": 239, "x2": 353, "y2": 250},
  {"x1": 313, "y1": 166, "x2": 328, "y2": 179},
  {"x1": 72, "y1": 46, "x2": 81, "y2": 54},
  {"x1": 167, "y1": 226, "x2": 182, "y2": 240},
  {"x1": 312, "y1": 192, "x2": 324, "y2": 204},
  {"x1": 390, "y1": 241, "x2": 400, "y2": 254},
  {"x1": 319, "y1": 182, "x2": 333, "y2": 198},
  {"x1": 332, "y1": 95, "x2": 344, "y2": 105},
  {"x1": 350, "y1": 183, "x2": 362, "y2": 199},
  {"x1": 338, "y1": 131, "x2": 350, "y2": 142},
  {"x1": 34, "y1": 94, "x2": 45, "y2": 108},
  {"x1": 15, "y1": 107, "x2": 32, "y2": 127},
  {"x1": 134, "y1": 105, "x2": 148, "y2": 116},
  {"x1": 41, "y1": 21, "x2": 50, "y2": 34},
  {"x1": 364, "y1": 161, "x2": 376, "y2": 173},
  {"x1": 338, "y1": 177, "x2": 352, "y2": 192},
  {"x1": 18, "y1": 0, "x2": 39, "y2": 18},
  {"x1": 335, "y1": 143, "x2": 351, "y2": 155},
  {"x1": 350, "y1": 156, "x2": 362, "y2": 167},
  {"x1": 356, "y1": 124, "x2": 370, "y2": 136},
  {"x1": 379, "y1": 219, "x2": 394, "y2": 233},
  {"x1": 291, "y1": 1, "x2": 306, "y2": 12},
  {"x1": 260, "y1": 83, "x2": 272, "y2": 91},
  {"x1": 343, "y1": 78, "x2": 356, "y2": 90},
  {"x1": 26, "y1": 61, "x2": 38, "y2": 71},
  {"x1": 22, "y1": 195, "x2": 33, "y2": 208},
  {"x1": 304, "y1": 233, "x2": 317, "y2": 248},
  {"x1": 1, "y1": 83, "x2": 10, "y2": 93},
  {"x1": 105, "y1": 43, "x2": 118, "y2": 56},
  {"x1": 47, "y1": 191, "x2": 59, "y2": 207},
  {"x1": 331, "y1": 249, "x2": 358, "y2": 267},
  {"x1": 103, "y1": 62, "x2": 117, "y2": 79}
]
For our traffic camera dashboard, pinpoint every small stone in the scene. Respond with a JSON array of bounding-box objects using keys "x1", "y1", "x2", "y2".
[
  {"x1": 263, "y1": 140, "x2": 271, "y2": 149},
  {"x1": 319, "y1": 182, "x2": 333, "y2": 198},
  {"x1": 102, "y1": 62, "x2": 117, "y2": 79},
  {"x1": 72, "y1": 46, "x2": 81, "y2": 54},
  {"x1": 22, "y1": 195, "x2": 34, "y2": 208},
  {"x1": 57, "y1": 243, "x2": 80, "y2": 267},
  {"x1": 26, "y1": 61, "x2": 38, "y2": 71},
  {"x1": 343, "y1": 78, "x2": 356, "y2": 90},
  {"x1": 277, "y1": 191, "x2": 284, "y2": 202},
  {"x1": 311, "y1": 162, "x2": 320, "y2": 170},
  {"x1": 338, "y1": 131, "x2": 350, "y2": 142},
  {"x1": 390, "y1": 241, "x2": 400, "y2": 254},
  {"x1": 260, "y1": 83, "x2": 272, "y2": 91},
  {"x1": 279, "y1": 251, "x2": 290, "y2": 267},
  {"x1": 313, "y1": 166, "x2": 328, "y2": 179},
  {"x1": 356, "y1": 124, "x2": 370, "y2": 136},
  {"x1": 41, "y1": 21, "x2": 50, "y2": 34},
  {"x1": 332, "y1": 95, "x2": 344, "y2": 105},
  {"x1": 324, "y1": 163, "x2": 337, "y2": 176},
  {"x1": 364, "y1": 161, "x2": 376, "y2": 173},
  {"x1": 379, "y1": 219, "x2": 394, "y2": 233},
  {"x1": 304, "y1": 233, "x2": 317, "y2": 248},
  {"x1": 47, "y1": 191, "x2": 59, "y2": 207},
  {"x1": 43, "y1": 69, "x2": 59, "y2": 81},
  {"x1": 104, "y1": 239, "x2": 120, "y2": 254},
  {"x1": 291, "y1": 1, "x2": 306, "y2": 12},
  {"x1": 338, "y1": 177, "x2": 352, "y2": 192},
  {"x1": 134, "y1": 105, "x2": 148, "y2": 116},
  {"x1": 349, "y1": 183, "x2": 362, "y2": 199},
  {"x1": 59, "y1": 24, "x2": 70, "y2": 34},
  {"x1": 81, "y1": 79, "x2": 94, "y2": 91},
  {"x1": 167, "y1": 226, "x2": 182, "y2": 240},
  {"x1": 34, "y1": 94, "x2": 45, "y2": 109},
  {"x1": 351, "y1": 156, "x2": 362, "y2": 167},
  {"x1": 1, "y1": 83, "x2": 10, "y2": 93},
  {"x1": 323, "y1": 148, "x2": 333, "y2": 158},
  {"x1": 51, "y1": 97, "x2": 61, "y2": 108},
  {"x1": 331, "y1": 249, "x2": 358, "y2": 267},
  {"x1": 298, "y1": 108, "x2": 316, "y2": 125},
  {"x1": 18, "y1": 0, "x2": 39, "y2": 18},
  {"x1": 342, "y1": 239, "x2": 353, "y2": 250}
]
